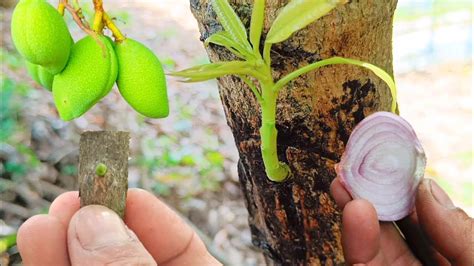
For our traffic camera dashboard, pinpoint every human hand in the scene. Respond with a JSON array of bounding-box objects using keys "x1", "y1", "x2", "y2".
[
  {"x1": 17, "y1": 188, "x2": 221, "y2": 266},
  {"x1": 330, "y1": 178, "x2": 473, "y2": 265}
]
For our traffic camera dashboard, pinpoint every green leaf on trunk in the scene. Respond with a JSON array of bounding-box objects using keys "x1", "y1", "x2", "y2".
[
  {"x1": 266, "y1": 0, "x2": 344, "y2": 44},
  {"x1": 211, "y1": 0, "x2": 252, "y2": 52},
  {"x1": 249, "y1": 0, "x2": 265, "y2": 53},
  {"x1": 205, "y1": 31, "x2": 253, "y2": 59},
  {"x1": 170, "y1": 61, "x2": 264, "y2": 82},
  {"x1": 274, "y1": 56, "x2": 397, "y2": 113}
]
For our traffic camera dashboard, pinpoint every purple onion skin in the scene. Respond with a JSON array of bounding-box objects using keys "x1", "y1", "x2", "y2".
[{"x1": 335, "y1": 111, "x2": 426, "y2": 221}]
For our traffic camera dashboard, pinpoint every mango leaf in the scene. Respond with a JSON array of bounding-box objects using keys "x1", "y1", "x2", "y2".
[
  {"x1": 249, "y1": 0, "x2": 265, "y2": 53},
  {"x1": 205, "y1": 31, "x2": 254, "y2": 59},
  {"x1": 211, "y1": 0, "x2": 252, "y2": 53},
  {"x1": 170, "y1": 61, "x2": 265, "y2": 82},
  {"x1": 169, "y1": 62, "x2": 225, "y2": 81},
  {"x1": 266, "y1": 0, "x2": 343, "y2": 44},
  {"x1": 274, "y1": 56, "x2": 397, "y2": 113}
]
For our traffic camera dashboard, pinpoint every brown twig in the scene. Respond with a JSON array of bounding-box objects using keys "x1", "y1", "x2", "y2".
[
  {"x1": 63, "y1": 2, "x2": 95, "y2": 37},
  {"x1": 103, "y1": 13, "x2": 126, "y2": 42},
  {"x1": 63, "y1": 1, "x2": 108, "y2": 56}
]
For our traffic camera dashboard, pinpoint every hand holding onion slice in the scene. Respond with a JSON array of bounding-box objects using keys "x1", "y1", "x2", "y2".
[{"x1": 335, "y1": 111, "x2": 426, "y2": 221}]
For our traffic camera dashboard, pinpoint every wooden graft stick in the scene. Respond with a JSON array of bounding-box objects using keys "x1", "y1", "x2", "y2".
[{"x1": 79, "y1": 131, "x2": 130, "y2": 218}]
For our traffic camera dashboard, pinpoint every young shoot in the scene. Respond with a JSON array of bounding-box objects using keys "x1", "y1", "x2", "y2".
[{"x1": 171, "y1": 0, "x2": 397, "y2": 182}]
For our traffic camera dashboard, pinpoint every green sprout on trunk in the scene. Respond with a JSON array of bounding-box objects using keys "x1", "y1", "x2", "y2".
[{"x1": 171, "y1": 0, "x2": 397, "y2": 182}]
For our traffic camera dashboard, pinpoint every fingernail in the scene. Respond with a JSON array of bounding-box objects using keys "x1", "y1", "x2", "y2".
[
  {"x1": 429, "y1": 179, "x2": 455, "y2": 209},
  {"x1": 74, "y1": 205, "x2": 131, "y2": 249}
]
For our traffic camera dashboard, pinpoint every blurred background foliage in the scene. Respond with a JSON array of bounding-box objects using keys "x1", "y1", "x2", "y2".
[{"x1": 1, "y1": 0, "x2": 472, "y2": 265}]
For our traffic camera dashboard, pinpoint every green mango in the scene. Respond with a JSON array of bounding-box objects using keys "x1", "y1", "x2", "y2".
[
  {"x1": 115, "y1": 38, "x2": 169, "y2": 118},
  {"x1": 26, "y1": 61, "x2": 54, "y2": 90},
  {"x1": 26, "y1": 61, "x2": 40, "y2": 84},
  {"x1": 11, "y1": 0, "x2": 72, "y2": 74},
  {"x1": 53, "y1": 35, "x2": 117, "y2": 121},
  {"x1": 104, "y1": 36, "x2": 118, "y2": 96},
  {"x1": 38, "y1": 65, "x2": 54, "y2": 90},
  {"x1": 105, "y1": 36, "x2": 116, "y2": 48}
]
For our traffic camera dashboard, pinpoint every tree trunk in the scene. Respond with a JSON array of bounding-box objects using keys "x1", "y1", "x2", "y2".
[{"x1": 190, "y1": 0, "x2": 397, "y2": 264}]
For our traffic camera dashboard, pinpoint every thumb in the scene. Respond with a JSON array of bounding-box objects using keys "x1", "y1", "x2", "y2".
[
  {"x1": 68, "y1": 205, "x2": 156, "y2": 266},
  {"x1": 416, "y1": 179, "x2": 473, "y2": 265}
]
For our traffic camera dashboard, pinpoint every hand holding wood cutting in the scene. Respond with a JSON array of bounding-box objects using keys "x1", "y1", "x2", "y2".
[{"x1": 17, "y1": 189, "x2": 221, "y2": 266}]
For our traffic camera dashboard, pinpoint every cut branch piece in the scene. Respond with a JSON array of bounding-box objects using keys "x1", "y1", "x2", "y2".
[
  {"x1": 335, "y1": 112, "x2": 426, "y2": 221},
  {"x1": 79, "y1": 131, "x2": 130, "y2": 218}
]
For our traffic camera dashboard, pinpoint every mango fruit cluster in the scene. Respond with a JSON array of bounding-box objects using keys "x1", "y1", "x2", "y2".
[{"x1": 11, "y1": 0, "x2": 169, "y2": 121}]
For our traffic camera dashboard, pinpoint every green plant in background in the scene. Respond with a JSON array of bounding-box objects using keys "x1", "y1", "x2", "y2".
[
  {"x1": 0, "y1": 234, "x2": 17, "y2": 253},
  {"x1": 172, "y1": 0, "x2": 397, "y2": 182},
  {"x1": 135, "y1": 134, "x2": 226, "y2": 198},
  {"x1": 0, "y1": 78, "x2": 19, "y2": 142},
  {"x1": 0, "y1": 77, "x2": 41, "y2": 182}
]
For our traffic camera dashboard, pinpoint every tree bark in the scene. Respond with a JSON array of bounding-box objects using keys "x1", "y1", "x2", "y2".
[
  {"x1": 190, "y1": 0, "x2": 397, "y2": 264},
  {"x1": 79, "y1": 131, "x2": 130, "y2": 218}
]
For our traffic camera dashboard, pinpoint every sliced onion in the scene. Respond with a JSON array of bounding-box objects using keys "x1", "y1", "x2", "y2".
[{"x1": 335, "y1": 111, "x2": 426, "y2": 221}]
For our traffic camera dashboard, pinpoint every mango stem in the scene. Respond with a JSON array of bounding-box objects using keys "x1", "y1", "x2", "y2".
[
  {"x1": 57, "y1": 0, "x2": 66, "y2": 16},
  {"x1": 92, "y1": 0, "x2": 105, "y2": 33},
  {"x1": 103, "y1": 13, "x2": 126, "y2": 43},
  {"x1": 63, "y1": 1, "x2": 95, "y2": 37}
]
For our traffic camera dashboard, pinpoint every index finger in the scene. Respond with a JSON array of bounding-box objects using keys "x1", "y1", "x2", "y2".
[
  {"x1": 330, "y1": 177, "x2": 352, "y2": 209},
  {"x1": 125, "y1": 188, "x2": 212, "y2": 264}
]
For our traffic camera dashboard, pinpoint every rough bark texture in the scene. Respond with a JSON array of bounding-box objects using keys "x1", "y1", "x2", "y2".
[
  {"x1": 79, "y1": 131, "x2": 129, "y2": 218},
  {"x1": 190, "y1": 0, "x2": 397, "y2": 264}
]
